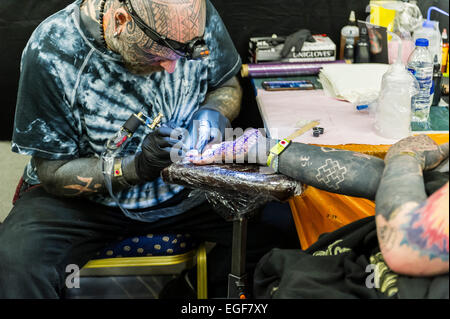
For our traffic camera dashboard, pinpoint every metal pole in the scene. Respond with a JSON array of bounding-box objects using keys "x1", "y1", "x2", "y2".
[{"x1": 227, "y1": 217, "x2": 248, "y2": 298}]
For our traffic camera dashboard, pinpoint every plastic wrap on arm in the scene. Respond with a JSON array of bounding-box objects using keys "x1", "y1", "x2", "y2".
[{"x1": 161, "y1": 163, "x2": 304, "y2": 220}]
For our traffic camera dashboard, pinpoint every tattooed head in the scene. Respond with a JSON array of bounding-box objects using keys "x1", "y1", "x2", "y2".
[{"x1": 103, "y1": 0, "x2": 206, "y2": 74}]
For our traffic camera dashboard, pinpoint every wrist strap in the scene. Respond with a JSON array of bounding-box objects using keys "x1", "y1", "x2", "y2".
[
  {"x1": 113, "y1": 157, "x2": 132, "y2": 188},
  {"x1": 267, "y1": 139, "x2": 291, "y2": 169}
]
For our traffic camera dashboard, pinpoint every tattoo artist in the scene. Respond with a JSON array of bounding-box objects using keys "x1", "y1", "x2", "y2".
[{"x1": 0, "y1": 0, "x2": 294, "y2": 298}]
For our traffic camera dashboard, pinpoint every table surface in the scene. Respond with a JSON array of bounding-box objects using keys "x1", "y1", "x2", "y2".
[{"x1": 253, "y1": 77, "x2": 449, "y2": 146}]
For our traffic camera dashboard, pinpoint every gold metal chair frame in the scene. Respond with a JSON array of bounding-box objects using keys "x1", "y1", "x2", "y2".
[{"x1": 83, "y1": 243, "x2": 208, "y2": 299}]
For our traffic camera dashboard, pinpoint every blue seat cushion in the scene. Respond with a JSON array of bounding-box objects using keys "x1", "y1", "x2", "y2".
[{"x1": 94, "y1": 233, "x2": 198, "y2": 259}]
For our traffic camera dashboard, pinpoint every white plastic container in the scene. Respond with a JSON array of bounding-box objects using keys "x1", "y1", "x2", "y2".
[
  {"x1": 375, "y1": 33, "x2": 419, "y2": 139},
  {"x1": 413, "y1": 6, "x2": 449, "y2": 65}
]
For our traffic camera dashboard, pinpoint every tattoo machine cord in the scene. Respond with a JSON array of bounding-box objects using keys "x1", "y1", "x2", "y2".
[{"x1": 102, "y1": 111, "x2": 163, "y2": 214}]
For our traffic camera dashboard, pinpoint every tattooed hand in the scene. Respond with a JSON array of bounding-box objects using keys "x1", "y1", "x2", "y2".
[
  {"x1": 385, "y1": 135, "x2": 449, "y2": 170},
  {"x1": 187, "y1": 128, "x2": 272, "y2": 165}
]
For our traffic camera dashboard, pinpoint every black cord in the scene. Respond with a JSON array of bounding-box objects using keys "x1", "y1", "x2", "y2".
[{"x1": 98, "y1": 0, "x2": 107, "y2": 49}]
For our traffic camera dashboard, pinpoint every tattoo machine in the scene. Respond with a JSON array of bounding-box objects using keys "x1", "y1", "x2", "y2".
[
  {"x1": 102, "y1": 111, "x2": 163, "y2": 216},
  {"x1": 104, "y1": 111, "x2": 164, "y2": 157}
]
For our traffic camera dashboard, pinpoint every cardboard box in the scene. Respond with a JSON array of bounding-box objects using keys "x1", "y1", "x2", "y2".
[{"x1": 249, "y1": 34, "x2": 336, "y2": 63}]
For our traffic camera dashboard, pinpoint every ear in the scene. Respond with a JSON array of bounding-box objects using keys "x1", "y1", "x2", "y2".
[{"x1": 113, "y1": 7, "x2": 131, "y2": 35}]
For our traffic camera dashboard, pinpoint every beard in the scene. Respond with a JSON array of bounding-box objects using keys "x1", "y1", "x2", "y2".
[
  {"x1": 114, "y1": 45, "x2": 165, "y2": 75},
  {"x1": 122, "y1": 60, "x2": 165, "y2": 75}
]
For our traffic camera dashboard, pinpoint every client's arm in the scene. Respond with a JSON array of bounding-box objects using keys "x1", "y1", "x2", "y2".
[
  {"x1": 375, "y1": 136, "x2": 449, "y2": 276},
  {"x1": 189, "y1": 128, "x2": 385, "y2": 199}
]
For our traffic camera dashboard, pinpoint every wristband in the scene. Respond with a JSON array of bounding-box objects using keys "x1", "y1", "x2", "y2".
[
  {"x1": 267, "y1": 139, "x2": 291, "y2": 171},
  {"x1": 113, "y1": 157, "x2": 131, "y2": 188}
]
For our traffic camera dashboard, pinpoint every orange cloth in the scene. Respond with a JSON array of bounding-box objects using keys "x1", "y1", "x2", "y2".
[{"x1": 290, "y1": 133, "x2": 449, "y2": 249}]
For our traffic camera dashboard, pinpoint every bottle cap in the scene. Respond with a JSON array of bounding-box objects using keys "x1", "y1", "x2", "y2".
[
  {"x1": 415, "y1": 38, "x2": 429, "y2": 47},
  {"x1": 349, "y1": 11, "x2": 356, "y2": 23}
]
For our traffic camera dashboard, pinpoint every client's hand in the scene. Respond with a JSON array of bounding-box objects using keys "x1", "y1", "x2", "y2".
[
  {"x1": 187, "y1": 128, "x2": 271, "y2": 166},
  {"x1": 385, "y1": 135, "x2": 449, "y2": 170}
]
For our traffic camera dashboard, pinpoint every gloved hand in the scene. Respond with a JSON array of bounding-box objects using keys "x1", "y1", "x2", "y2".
[
  {"x1": 135, "y1": 125, "x2": 184, "y2": 181},
  {"x1": 280, "y1": 29, "x2": 315, "y2": 58},
  {"x1": 185, "y1": 108, "x2": 231, "y2": 153}
]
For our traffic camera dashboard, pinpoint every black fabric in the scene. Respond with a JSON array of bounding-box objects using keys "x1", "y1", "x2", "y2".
[
  {"x1": 424, "y1": 171, "x2": 450, "y2": 196},
  {"x1": 254, "y1": 216, "x2": 388, "y2": 299},
  {"x1": 0, "y1": 0, "x2": 74, "y2": 141}
]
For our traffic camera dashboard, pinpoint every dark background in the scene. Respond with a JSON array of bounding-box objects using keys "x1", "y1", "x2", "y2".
[{"x1": 0, "y1": 0, "x2": 448, "y2": 141}]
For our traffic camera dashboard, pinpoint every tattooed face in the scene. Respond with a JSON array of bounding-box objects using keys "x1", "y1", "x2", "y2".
[{"x1": 105, "y1": 0, "x2": 206, "y2": 75}]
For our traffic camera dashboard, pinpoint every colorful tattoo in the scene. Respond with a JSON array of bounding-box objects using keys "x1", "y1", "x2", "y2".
[{"x1": 400, "y1": 183, "x2": 449, "y2": 261}]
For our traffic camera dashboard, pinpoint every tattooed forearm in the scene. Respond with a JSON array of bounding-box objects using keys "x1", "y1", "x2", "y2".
[
  {"x1": 277, "y1": 144, "x2": 385, "y2": 199},
  {"x1": 375, "y1": 154, "x2": 428, "y2": 220},
  {"x1": 201, "y1": 76, "x2": 243, "y2": 122},
  {"x1": 400, "y1": 183, "x2": 449, "y2": 261},
  {"x1": 33, "y1": 155, "x2": 141, "y2": 197},
  {"x1": 375, "y1": 182, "x2": 449, "y2": 275}
]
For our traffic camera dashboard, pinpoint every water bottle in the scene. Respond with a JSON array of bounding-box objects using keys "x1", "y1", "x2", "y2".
[
  {"x1": 407, "y1": 38, "x2": 434, "y2": 123},
  {"x1": 413, "y1": 20, "x2": 442, "y2": 63}
]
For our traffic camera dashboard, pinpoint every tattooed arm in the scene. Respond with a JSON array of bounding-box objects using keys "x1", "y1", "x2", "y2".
[
  {"x1": 34, "y1": 125, "x2": 181, "y2": 197},
  {"x1": 34, "y1": 155, "x2": 140, "y2": 197},
  {"x1": 190, "y1": 128, "x2": 385, "y2": 199},
  {"x1": 200, "y1": 76, "x2": 242, "y2": 122},
  {"x1": 277, "y1": 143, "x2": 385, "y2": 199},
  {"x1": 375, "y1": 136, "x2": 449, "y2": 276}
]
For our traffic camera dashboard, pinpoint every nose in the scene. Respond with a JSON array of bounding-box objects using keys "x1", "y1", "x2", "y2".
[{"x1": 159, "y1": 60, "x2": 178, "y2": 73}]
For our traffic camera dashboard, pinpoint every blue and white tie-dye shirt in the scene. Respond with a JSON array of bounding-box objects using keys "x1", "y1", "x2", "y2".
[{"x1": 12, "y1": 0, "x2": 241, "y2": 217}]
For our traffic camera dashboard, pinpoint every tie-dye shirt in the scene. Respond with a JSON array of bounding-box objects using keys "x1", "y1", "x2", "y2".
[{"x1": 12, "y1": 0, "x2": 241, "y2": 221}]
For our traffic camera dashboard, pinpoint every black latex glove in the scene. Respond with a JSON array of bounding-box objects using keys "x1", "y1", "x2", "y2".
[
  {"x1": 185, "y1": 108, "x2": 231, "y2": 153},
  {"x1": 280, "y1": 29, "x2": 315, "y2": 58},
  {"x1": 135, "y1": 125, "x2": 184, "y2": 181}
]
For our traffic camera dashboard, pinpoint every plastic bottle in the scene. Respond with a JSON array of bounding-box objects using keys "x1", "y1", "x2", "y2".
[
  {"x1": 432, "y1": 56, "x2": 442, "y2": 106},
  {"x1": 442, "y1": 28, "x2": 449, "y2": 73},
  {"x1": 407, "y1": 38, "x2": 434, "y2": 123},
  {"x1": 413, "y1": 20, "x2": 441, "y2": 63},
  {"x1": 344, "y1": 37, "x2": 355, "y2": 63},
  {"x1": 413, "y1": 6, "x2": 449, "y2": 65},
  {"x1": 355, "y1": 24, "x2": 370, "y2": 63},
  {"x1": 375, "y1": 32, "x2": 419, "y2": 139},
  {"x1": 339, "y1": 11, "x2": 359, "y2": 60},
  {"x1": 388, "y1": 32, "x2": 415, "y2": 65}
]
